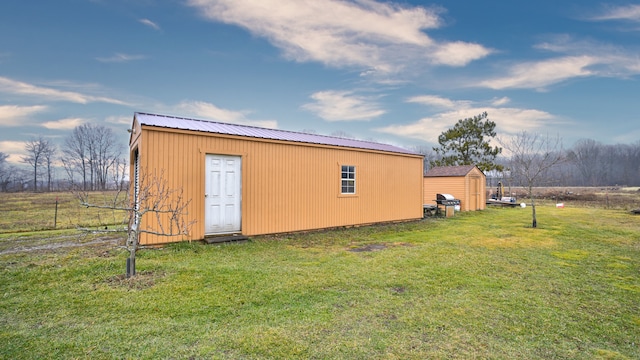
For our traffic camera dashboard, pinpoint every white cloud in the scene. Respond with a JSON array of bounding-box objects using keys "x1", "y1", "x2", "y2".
[
  {"x1": 0, "y1": 77, "x2": 128, "y2": 105},
  {"x1": 0, "y1": 140, "x2": 27, "y2": 163},
  {"x1": 0, "y1": 140, "x2": 26, "y2": 153},
  {"x1": 105, "y1": 115, "x2": 131, "y2": 125},
  {"x1": 479, "y1": 56, "x2": 596, "y2": 90},
  {"x1": 96, "y1": 53, "x2": 146, "y2": 63},
  {"x1": 375, "y1": 115, "x2": 450, "y2": 143},
  {"x1": 484, "y1": 107, "x2": 557, "y2": 133},
  {"x1": 536, "y1": 36, "x2": 640, "y2": 77},
  {"x1": 377, "y1": 96, "x2": 558, "y2": 142},
  {"x1": 187, "y1": 0, "x2": 491, "y2": 73},
  {"x1": 41, "y1": 117, "x2": 86, "y2": 130},
  {"x1": 476, "y1": 32, "x2": 640, "y2": 91},
  {"x1": 406, "y1": 95, "x2": 472, "y2": 110},
  {"x1": 302, "y1": 90, "x2": 385, "y2": 121},
  {"x1": 430, "y1": 41, "x2": 492, "y2": 67},
  {"x1": 175, "y1": 100, "x2": 278, "y2": 128},
  {"x1": 590, "y1": 4, "x2": 640, "y2": 22},
  {"x1": 613, "y1": 127, "x2": 640, "y2": 144},
  {"x1": 139, "y1": 18, "x2": 161, "y2": 30},
  {"x1": 491, "y1": 97, "x2": 510, "y2": 106},
  {"x1": 0, "y1": 105, "x2": 47, "y2": 126}
]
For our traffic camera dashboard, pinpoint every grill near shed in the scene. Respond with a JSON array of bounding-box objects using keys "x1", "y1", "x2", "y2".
[{"x1": 435, "y1": 193, "x2": 460, "y2": 217}]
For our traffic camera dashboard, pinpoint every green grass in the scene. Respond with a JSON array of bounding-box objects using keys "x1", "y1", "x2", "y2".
[{"x1": 1, "y1": 205, "x2": 639, "y2": 359}]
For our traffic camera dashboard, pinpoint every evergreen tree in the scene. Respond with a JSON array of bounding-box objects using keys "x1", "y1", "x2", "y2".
[{"x1": 431, "y1": 112, "x2": 502, "y2": 172}]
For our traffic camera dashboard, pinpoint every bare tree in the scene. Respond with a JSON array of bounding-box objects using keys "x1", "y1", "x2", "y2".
[
  {"x1": 62, "y1": 125, "x2": 89, "y2": 189},
  {"x1": 567, "y1": 139, "x2": 605, "y2": 186},
  {"x1": 76, "y1": 168, "x2": 194, "y2": 277},
  {"x1": 111, "y1": 157, "x2": 129, "y2": 191},
  {"x1": 91, "y1": 125, "x2": 121, "y2": 190},
  {"x1": 0, "y1": 154, "x2": 27, "y2": 192},
  {"x1": 413, "y1": 145, "x2": 439, "y2": 174},
  {"x1": 499, "y1": 131, "x2": 565, "y2": 228},
  {"x1": 606, "y1": 142, "x2": 640, "y2": 186},
  {"x1": 43, "y1": 142, "x2": 57, "y2": 191},
  {"x1": 0, "y1": 152, "x2": 10, "y2": 192},
  {"x1": 563, "y1": 139, "x2": 640, "y2": 186},
  {"x1": 22, "y1": 136, "x2": 56, "y2": 192},
  {"x1": 62, "y1": 124, "x2": 123, "y2": 190},
  {"x1": 620, "y1": 141, "x2": 640, "y2": 186}
]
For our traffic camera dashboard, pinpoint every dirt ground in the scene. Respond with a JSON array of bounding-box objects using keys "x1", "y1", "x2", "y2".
[{"x1": 0, "y1": 233, "x2": 124, "y2": 256}]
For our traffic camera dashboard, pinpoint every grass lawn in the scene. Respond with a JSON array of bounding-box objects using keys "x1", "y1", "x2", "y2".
[{"x1": 1, "y1": 205, "x2": 639, "y2": 359}]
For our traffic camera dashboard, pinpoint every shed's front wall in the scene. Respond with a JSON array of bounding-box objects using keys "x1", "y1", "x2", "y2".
[
  {"x1": 465, "y1": 167, "x2": 486, "y2": 211},
  {"x1": 133, "y1": 125, "x2": 423, "y2": 244}
]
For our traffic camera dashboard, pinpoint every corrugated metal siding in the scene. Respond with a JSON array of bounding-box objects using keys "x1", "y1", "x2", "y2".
[
  {"x1": 424, "y1": 177, "x2": 465, "y2": 206},
  {"x1": 134, "y1": 124, "x2": 423, "y2": 244}
]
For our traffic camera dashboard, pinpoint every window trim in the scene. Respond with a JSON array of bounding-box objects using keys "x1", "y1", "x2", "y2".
[{"x1": 340, "y1": 165, "x2": 356, "y2": 195}]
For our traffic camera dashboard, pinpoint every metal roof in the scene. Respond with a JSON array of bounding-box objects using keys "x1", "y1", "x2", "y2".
[
  {"x1": 134, "y1": 112, "x2": 420, "y2": 156},
  {"x1": 424, "y1": 165, "x2": 480, "y2": 177}
]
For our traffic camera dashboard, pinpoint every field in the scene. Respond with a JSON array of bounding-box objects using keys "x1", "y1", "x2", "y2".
[
  {"x1": 0, "y1": 190, "x2": 639, "y2": 359},
  {"x1": 497, "y1": 186, "x2": 640, "y2": 210},
  {"x1": 0, "y1": 191, "x2": 128, "y2": 234}
]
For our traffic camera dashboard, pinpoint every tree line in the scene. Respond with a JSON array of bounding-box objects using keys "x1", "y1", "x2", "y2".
[
  {"x1": 0, "y1": 124, "x2": 127, "y2": 192},
  {"x1": 418, "y1": 112, "x2": 640, "y2": 188}
]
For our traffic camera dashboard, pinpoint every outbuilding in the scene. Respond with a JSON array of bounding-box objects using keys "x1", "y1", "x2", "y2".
[
  {"x1": 423, "y1": 165, "x2": 486, "y2": 212},
  {"x1": 129, "y1": 112, "x2": 424, "y2": 245}
]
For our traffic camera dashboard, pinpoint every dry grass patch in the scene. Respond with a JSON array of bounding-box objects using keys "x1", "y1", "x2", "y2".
[
  {"x1": 103, "y1": 270, "x2": 166, "y2": 290},
  {"x1": 0, "y1": 191, "x2": 127, "y2": 234},
  {"x1": 524, "y1": 186, "x2": 640, "y2": 210}
]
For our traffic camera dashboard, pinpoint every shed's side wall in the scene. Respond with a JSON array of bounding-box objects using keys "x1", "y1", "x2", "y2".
[
  {"x1": 423, "y1": 169, "x2": 486, "y2": 212},
  {"x1": 134, "y1": 126, "x2": 423, "y2": 244},
  {"x1": 423, "y1": 176, "x2": 465, "y2": 208}
]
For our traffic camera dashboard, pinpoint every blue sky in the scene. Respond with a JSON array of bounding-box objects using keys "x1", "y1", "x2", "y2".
[{"x1": 1, "y1": 0, "x2": 639, "y2": 164}]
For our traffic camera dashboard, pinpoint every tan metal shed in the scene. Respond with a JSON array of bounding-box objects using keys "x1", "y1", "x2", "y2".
[
  {"x1": 423, "y1": 165, "x2": 486, "y2": 211},
  {"x1": 129, "y1": 112, "x2": 424, "y2": 245}
]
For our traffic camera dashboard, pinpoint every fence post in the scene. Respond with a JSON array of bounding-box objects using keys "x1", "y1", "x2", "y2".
[{"x1": 54, "y1": 196, "x2": 58, "y2": 228}]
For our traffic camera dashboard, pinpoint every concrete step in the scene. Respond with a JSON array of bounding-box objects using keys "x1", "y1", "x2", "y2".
[{"x1": 203, "y1": 234, "x2": 249, "y2": 244}]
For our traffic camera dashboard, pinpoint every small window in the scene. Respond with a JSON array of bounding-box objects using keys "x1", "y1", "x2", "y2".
[{"x1": 341, "y1": 165, "x2": 355, "y2": 194}]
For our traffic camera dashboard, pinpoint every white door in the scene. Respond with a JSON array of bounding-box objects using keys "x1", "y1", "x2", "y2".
[{"x1": 205, "y1": 154, "x2": 241, "y2": 234}]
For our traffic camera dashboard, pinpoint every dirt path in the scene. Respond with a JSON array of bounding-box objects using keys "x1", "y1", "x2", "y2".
[{"x1": 0, "y1": 235, "x2": 122, "y2": 255}]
